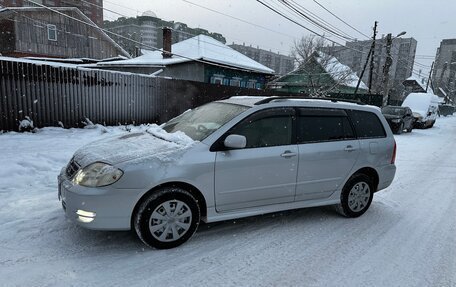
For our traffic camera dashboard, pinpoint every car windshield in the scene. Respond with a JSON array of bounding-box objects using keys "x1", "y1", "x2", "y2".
[
  {"x1": 162, "y1": 102, "x2": 249, "y2": 141},
  {"x1": 382, "y1": 107, "x2": 405, "y2": 116}
]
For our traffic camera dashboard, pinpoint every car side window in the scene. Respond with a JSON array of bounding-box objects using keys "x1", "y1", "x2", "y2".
[
  {"x1": 229, "y1": 109, "x2": 294, "y2": 148},
  {"x1": 347, "y1": 110, "x2": 386, "y2": 139},
  {"x1": 297, "y1": 109, "x2": 355, "y2": 144}
]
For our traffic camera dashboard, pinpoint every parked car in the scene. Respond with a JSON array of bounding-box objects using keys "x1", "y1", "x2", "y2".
[
  {"x1": 381, "y1": 106, "x2": 415, "y2": 134},
  {"x1": 58, "y1": 96, "x2": 397, "y2": 249},
  {"x1": 401, "y1": 93, "x2": 439, "y2": 128},
  {"x1": 438, "y1": 104, "x2": 455, "y2": 116}
]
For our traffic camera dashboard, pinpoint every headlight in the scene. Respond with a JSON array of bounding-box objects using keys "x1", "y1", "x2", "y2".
[
  {"x1": 392, "y1": 119, "x2": 401, "y2": 123},
  {"x1": 73, "y1": 162, "x2": 123, "y2": 187}
]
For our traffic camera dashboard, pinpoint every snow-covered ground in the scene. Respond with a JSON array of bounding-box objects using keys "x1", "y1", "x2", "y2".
[{"x1": 1, "y1": 117, "x2": 455, "y2": 287}]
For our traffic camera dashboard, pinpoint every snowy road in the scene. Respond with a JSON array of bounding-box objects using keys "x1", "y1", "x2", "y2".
[{"x1": 1, "y1": 118, "x2": 455, "y2": 287}]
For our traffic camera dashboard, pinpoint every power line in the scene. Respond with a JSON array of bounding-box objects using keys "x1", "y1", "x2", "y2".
[
  {"x1": 79, "y1": 0, "x2": 294, "y2": 60},
  {"x1": 277, "y1": 0, "x2": 355, "y2": 41},
  {"x1": 103, "y1": 0, "x2": 140, "y2": 15},
  {"x1": 180, "y1": 0, "x2": 296, "y2": 39},
  {"x1": 287, "y1": 0, "x2": 357, "y2": 40},
  {"x1": 80, "y1": 0, "x2": 126, "y2": 18},
  {"x1": 256, "y1": 0, "x2": 354, "y2": 51},
  {"x1": 16, "y1": 1, "x2": 276, "y2": 74},
  {"x1": 312, "y1": 0, "x2": 371, "y2": 39},
  {"x1": 97, "y1": 0, "x2": 293, "y2": 55}
]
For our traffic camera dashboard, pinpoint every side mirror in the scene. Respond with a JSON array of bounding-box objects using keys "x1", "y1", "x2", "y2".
[{"x1": 224, "y1": 134, "x2": 247, "y2": 149}]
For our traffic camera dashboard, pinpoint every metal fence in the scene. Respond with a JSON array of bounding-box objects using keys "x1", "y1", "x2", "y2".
[
  {"x1": 0, "y1": 58, "x2": 384, "y2": 132},
  {"x1": 0, "y1": 59, "x2": 267, "y2": 131}
]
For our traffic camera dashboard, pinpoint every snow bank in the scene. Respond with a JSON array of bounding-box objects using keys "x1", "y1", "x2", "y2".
[{"x1": 1, "y1": 118, "x2": 456, "y2": 286}]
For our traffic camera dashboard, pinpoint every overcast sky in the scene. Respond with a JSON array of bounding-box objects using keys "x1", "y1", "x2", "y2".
[{"x1": 104, "y1": 0, "x2": 456, "y2": 75}]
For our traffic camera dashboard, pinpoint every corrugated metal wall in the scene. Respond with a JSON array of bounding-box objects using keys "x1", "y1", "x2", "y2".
[
  {"x1": 0, "y1": 58, "x2": 383, "y2": 132},
  {"x1": 0, "y1": 59, "x2": 268, "y2": 131}
]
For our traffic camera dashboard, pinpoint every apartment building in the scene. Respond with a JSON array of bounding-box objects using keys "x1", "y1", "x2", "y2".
[
  {"x1": 229, "y1": 43, "x2": 294, "y2": 75},
  {"x1": 328, "y1": 37, "x2": 417, "y2": 98}
]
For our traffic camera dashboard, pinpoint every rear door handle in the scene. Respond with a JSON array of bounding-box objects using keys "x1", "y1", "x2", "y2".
[
  {"x1": 344, "y1": 145, "x2": 356, "y2": 152},
  {"x1": 281, "y1": 151, "x2": 297, "y2": 158}
]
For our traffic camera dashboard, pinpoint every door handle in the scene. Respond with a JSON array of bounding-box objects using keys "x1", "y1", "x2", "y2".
[
  {"x1": 344, "y1": 145, "x2": 356, "y2": 152},
  {"x1": 281, "y1": 151, "x2": 297, "y2": 158}
]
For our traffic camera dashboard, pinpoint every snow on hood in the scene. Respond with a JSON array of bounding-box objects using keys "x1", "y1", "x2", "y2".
[{"x1": 73, "y1": 124, "x2": 195, "y2": 167}]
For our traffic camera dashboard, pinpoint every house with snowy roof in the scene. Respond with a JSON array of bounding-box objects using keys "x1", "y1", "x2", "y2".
[
  {"x1": 402, "y1": 75, "x2": 430, "y2": 94},
  {"x1": 97, "y1": 32, "x2": 275, "y2": 89},
  {"x1": 268, "y1": 51, "x2": 367, "y2": 94}
]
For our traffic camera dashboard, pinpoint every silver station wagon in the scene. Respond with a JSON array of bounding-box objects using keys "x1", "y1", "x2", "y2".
[{"x1": 58, "y1": 96, "x2": 397, "y2": 249}]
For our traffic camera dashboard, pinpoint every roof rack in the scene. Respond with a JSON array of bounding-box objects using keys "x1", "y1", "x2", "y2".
[{"x1": 253, "y1": 96, "x2": 366, "y2": 106}]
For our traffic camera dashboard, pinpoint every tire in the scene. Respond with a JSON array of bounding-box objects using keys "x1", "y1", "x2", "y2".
[
  {"x1": 134, "y1": 187, "x2": 200, "y2": 249},
  {"x1": 336, "y1": 174, "x2": 374, "y2": 218},
  {"x1": 396, "y1": 123, "x2": 404, "y2": 134}
]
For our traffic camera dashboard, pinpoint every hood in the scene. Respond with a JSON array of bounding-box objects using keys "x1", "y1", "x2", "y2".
[{"x1": 73, "y1": 125, "x2": 196, "y2": 167}]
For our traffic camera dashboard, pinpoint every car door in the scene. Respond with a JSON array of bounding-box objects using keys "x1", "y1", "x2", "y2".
[
  {"x1": 295, "y1": 108, "x2": 360, "y2": 201},
  {"x1": 214, "y1": 108, "x2": 298, "y2": 212}
]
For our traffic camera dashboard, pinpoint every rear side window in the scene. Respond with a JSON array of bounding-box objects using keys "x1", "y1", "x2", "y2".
[
  {"x1": 298, "y1": 116, "x2": 355, "y2": 143},
  {"x1": 297, "y1": 108, "x2": 355, "y2": 144},
  {"x1": 229, "y1": 108, "x2": 294, "y2": 148},
  {"x1": 347, "y1": 110, "x2": 386, "y2": 139}
]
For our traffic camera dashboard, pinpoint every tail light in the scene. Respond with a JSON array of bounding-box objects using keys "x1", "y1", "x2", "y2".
[{"x1": 391, "y1": 140, "x2": 397, "y2": 164}]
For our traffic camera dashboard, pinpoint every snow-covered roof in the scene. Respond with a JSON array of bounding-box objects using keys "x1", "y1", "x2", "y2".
[
  {"x1": 0, "y1": 56, "x2": 157, "y2": 77},
  {"x1": 315, "y1": 52, "x2": 368, "y2": 89},
  {"x1": 404, "y1": 75, "x2": 429, "y2": 92},
  {"x1": 98, "y1": 35, "x2": 275, "y2": 74}
]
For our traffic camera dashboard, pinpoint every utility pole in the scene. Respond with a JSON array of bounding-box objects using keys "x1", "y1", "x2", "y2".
[
  {"x1": 368, "y1": 21, "x2": 378, "y2": 94},
  {"x1": 354, "y1": 47, "x2": 373, "y2": 95},
  {"x1": 382, "y1": 33, "x2": 393, "y2": 106},
  {"x1": 426, "y1": 61, "x2": 434, "y2": 93}
]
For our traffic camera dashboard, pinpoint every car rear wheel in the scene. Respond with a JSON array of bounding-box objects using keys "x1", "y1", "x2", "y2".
[
  {"x1": 134, "y1": 187, "x2": 200, "y2": 249},
  {"x1": 396, "y1": 123, "x2": 404, "y2": 134},
  {"x1": 337, "y1": 174, "x2": 374, "y2": 217}
]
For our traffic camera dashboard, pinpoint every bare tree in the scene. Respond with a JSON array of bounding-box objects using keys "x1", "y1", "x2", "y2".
[{"x1": 291, "y1": 35, "x2": 328, "y2": 68}]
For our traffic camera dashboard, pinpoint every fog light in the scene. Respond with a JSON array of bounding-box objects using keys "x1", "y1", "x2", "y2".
[{"x1": 76, "y1": 209, "x2": 96, "y2": 223}]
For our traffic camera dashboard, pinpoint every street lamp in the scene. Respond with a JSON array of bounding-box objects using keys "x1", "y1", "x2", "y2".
[{"x1": 395, "y1": 31, "x2": 407, "y2": 38}]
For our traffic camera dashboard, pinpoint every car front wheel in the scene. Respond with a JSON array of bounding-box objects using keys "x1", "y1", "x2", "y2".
[
  {"x1": 134, "y1": 187, "x2": 200, "y2": 249},
  {"x1": 337, "y1": 174, "x2": 374, "y2": 217}
]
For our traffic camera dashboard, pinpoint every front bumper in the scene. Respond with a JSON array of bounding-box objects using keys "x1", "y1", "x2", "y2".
[{"x1": 58, "y1": 173, "x2": 144, "y2": 230}]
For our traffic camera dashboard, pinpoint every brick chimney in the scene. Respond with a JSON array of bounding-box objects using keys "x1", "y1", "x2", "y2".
[{"x1": 162, "y1": 27, "x2": 172, "y2": 58}]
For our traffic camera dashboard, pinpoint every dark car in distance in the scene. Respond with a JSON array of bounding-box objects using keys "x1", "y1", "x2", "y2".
[{"x1": 381, "y1": 106, "x2": 415, "y2": 134}]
